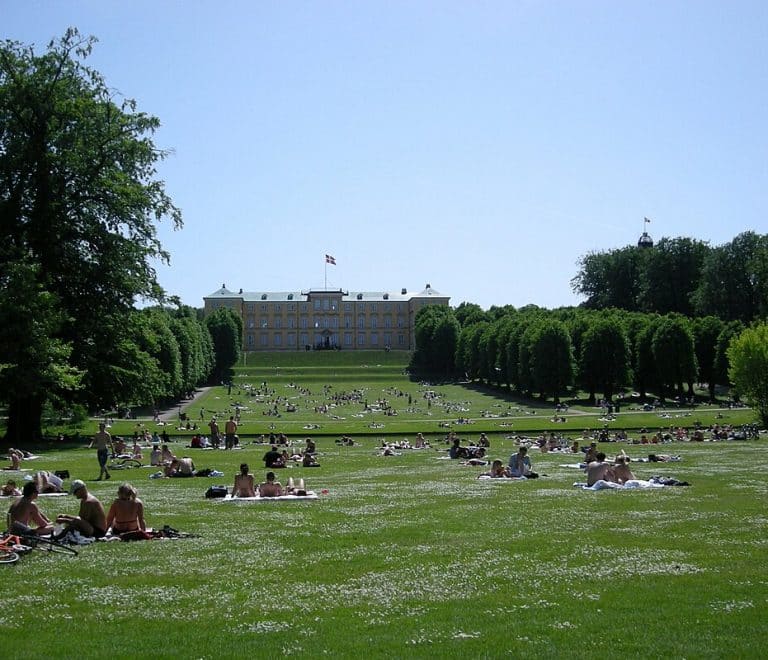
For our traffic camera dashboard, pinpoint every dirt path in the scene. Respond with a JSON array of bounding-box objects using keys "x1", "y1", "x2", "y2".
[{"x1": 156, "y1": 387, "x2": 213, "y2": 423}]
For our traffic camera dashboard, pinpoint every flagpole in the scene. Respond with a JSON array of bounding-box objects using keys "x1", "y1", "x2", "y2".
[{"x1": 324, "y1": 257, "x2": 327, "y2": 290}]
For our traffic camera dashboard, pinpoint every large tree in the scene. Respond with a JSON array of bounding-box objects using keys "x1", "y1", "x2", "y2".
[
  {"x1": 578, "y1": 314, "x2": 631, "y2": 403},
  {"x1": 0, "y1": 30, "x2": 182, "y2": 442},
  {"x1": 727, "y1": 323, "x2": 768, "y2": 427}
]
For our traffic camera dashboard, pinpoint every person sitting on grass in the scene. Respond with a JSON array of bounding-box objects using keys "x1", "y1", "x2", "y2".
[
  {"x1": 161, "y1": 444, "x2": 176, "y2": 465},
  {"x1": 586, "y1": 452, "x2": 611, "y2": 486},
  {"x1": 55, "y1": 480, "x2": 107, "y2": 539},
  {"x1": 263, "y1": 445, "x2": 284, "y2": 468},
  {"x1": 233, "y1": 463, "x2": 256, "y2": 497},
  {"x1": 7, "y1": 482, "x2": 55, "y2": 537},
  {"x1": 258, "y1": 472, "x2": 283, "y2": 498},
  {"x1": 508, "y1": 446, "x2": 537, "y2": 478},
  {"x1": 302, "y1": 452, "x2": 320, "y2": 468},
  {"x1": 5, "y1": 448, "x2": 23, "y2": 470},
  {"x1": 608, "y1": 456, "x2": 635, "y2": 485},
  {"x1": 2, "y1": 479, "x2": 21, "y2": 496},
  {"x1": 149, "y1": 445, "x2": 162, "y2": 466},
  {"x1": 106, "y1": 483, "x2": 146, "y2": 536},
  {"x1": 165, "y1": 456, "x2": 195, "y2": 477}
]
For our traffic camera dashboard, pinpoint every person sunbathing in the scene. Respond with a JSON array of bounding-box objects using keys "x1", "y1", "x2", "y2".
[
  {"x1": 586, "y1": 452, "x2": 611, "y2": 486},
  {"x1": 302, "y1": 453, "x2": 320, "y2": 467},
  {"x1": 7, "y1": 482, "x2": 54, "y2": 536},
  {"x1": 233, "y1": 463, "x2": 256, "y2": 497},
  {"x1": 258, "y1": 472, "x2": 283, "y2": 497},
  {"x1": 479, "y1": 460, "x2": 511, "y2": 478},
  {"x1": 5, "y1": 448, "x2": 23, "y2": 470},
  {"x1": 106, "y1": 483, "x2": 146, "y2": 535},
  {"x1": 2, "y1": 479, "x2": 21, "y2": 496},
  {"x1": 608, "y1": 456, "x2": 635, "y2": 485},
  {"x1": 35, "y1": 470, "x2": 64, "y2": 493}
]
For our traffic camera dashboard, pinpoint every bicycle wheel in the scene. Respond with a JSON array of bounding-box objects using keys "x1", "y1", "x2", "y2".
[{"x1": 0, "y1": 550, "x2": 20, "y2": 565}]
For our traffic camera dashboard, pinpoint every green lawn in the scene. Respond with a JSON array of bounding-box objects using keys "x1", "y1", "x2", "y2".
[{"x1": 3, "y1": 353, "x2": 766, "y2": 658}]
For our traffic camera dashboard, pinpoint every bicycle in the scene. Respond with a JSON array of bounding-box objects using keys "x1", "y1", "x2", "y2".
[
  {"x1": 10, "y1": 531, "x2": 79, "y2": 557},
  {"x1": 107, "y1": 457, "x2": 143, "y2": 470},
  {"x1": 0, "y1": 533, "x2": 34, "y2": 564}
]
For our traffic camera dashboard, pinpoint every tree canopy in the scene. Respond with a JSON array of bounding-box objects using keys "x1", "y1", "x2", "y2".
[{"x1": 0, "y1": 30, "x2": 184, "y2": 441}]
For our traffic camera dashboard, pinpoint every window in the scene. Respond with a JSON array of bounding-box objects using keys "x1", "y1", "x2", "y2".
[
  {"x1": 357, "y1": 315, "x2": 365, "y2": 329},
  {"x1": 345, "y1": 302, "x2": 352, "y2": 311},
  {"x1": 288, "y1": 303, "x2": 295, "y2": 311},
  {"x1": 287, "y1": 332, "x2": 295, "y2": 346},
  {"x1": 274, "y1": 318, "x2": 282, "y2": 329},
  {"x1": 371, "y1": 317, "x2": 378, "y2": 329},
  {"x1": 301, "y1": 317, "x2": 308, "y2": 329},
  {"x1": 247, "y1": 334, "x2": 254, "y2": 346},
  {"x1": 261, "y1": 318, "x2": 268, "y2": 328},
  {"x1": 322, "y1": 298, "x2": 330, "y2": 311},
  {"x1": 357, "y1": 333, "x2": 366, "y2": 345},
  {"x1": 275, "y1": 304, "x2": 281, "y2": 313},
  {"x1": 397, "y1": 316, "x2": 405, "y2": 328},
  {"x1": 398, "y1": 303, "x2": 404, "y2": 312},
  {"x1": 288, "y1": 317, "x2": 295, "y2": 329},
  {"x1": 300, "y1": 303, "x2": 308, "y2": 312},
  {"x1": 274, "y1": 333, "x2": 282, "y2": 346},
  {"x1": 247, "y1": 317, "x2": 255, "y2": 329},
  {"x1": 247, "y1": 304, "x2": 254, "y2": 312},
  {"x1": 370, "y1": 303, "x2": 377, "y2": 312},
  {"x1": 300, "y1": 333, "x2": 308, "y2": 346},
  {"x1": 260, "y1": 304, "x2": 267, "y2": 312},
  {"x1": 384, "y1": 332, "x2": 392, "y2": 347},
  {"x1": 260, "y1": 334, "x2": 268, "y2": 346},
  {"x1": 398, "y1": 334, "x2": 405, "y2": 346},
  {"x1": 370, "y1": 332, "x2": 379, "y2": 345},
  {"x1": 384, "y1": 316, "x2": 392, "y2": 328},
  {"x1": 344, "y1": 332, "x2": 352, "y2": 346},
  {"x1": 344, "y1": 316, "x2": 352, "y2": 328},
  {"x1": 313, "y1": 299, "x2": 321, "y2": 311}
]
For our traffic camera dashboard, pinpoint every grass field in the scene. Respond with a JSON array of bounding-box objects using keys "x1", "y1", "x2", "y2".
[{"x1": 3, "y1": 352, "x2": 767, "y2": 658}]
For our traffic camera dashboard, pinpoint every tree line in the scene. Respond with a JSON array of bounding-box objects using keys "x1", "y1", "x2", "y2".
[
  {"x1": 571, "y1": 232, "x2": 768, "y2": 322},
  {"x1": 411, "y1": 304, "x2": 752, "y2": 408},
  {"x1": 0, "y1": 31, "x2": 242, "y2": 442}
]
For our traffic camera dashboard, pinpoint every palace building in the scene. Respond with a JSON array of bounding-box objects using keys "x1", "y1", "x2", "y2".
[{"x1": 203, "y1": 284, "x2": 450, "y2": 351}]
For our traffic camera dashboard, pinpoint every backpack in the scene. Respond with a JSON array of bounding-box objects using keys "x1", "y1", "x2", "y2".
[{"x1": 205, "y1": 485, "x2": 228, "y2": 499}]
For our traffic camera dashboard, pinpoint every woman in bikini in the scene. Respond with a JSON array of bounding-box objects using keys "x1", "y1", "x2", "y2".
[
  {"x1": 233, "y1": 463, "x2": 256, "y2": 497},
  {"x1": 106, "y1": 483, "x2": 146, "y2": 534}
]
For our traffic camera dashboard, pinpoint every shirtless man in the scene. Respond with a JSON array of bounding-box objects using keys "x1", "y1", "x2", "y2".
[
  {"x1": 55, "y1": 480, "x2": 107, "y2": 538},
  {"x1": 586, "y1": 452, "x2": 611, "y2": 486},
  {"x1": 208, "y1": 417, "x2": 220, "y2": 449},
  {"x1": 508, "y1": 446, "x2": 533, "y2": 477},
  {"x1": 89, "y1": 422, "x2": 113, "y2": 480},
  {"x1": 6, "y1": 448, "x2": 23, "y2": 470},
  {"x1": 7, "y1": 482, "x2": 54, "y2": 536},
  {"x1": 233, "y1": 463, "x2": 256, "y2": 497},
  {"x1": 224, "y1": 416, "x2": 238, "y2": 450},
  {"x1": 258, "y1": 472, "x2": 283, "y2": 497}
]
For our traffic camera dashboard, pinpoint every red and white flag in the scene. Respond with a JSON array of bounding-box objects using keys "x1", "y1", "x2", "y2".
[{"x1": 325, "y1": 254, "x2": 336, "y2": 265}]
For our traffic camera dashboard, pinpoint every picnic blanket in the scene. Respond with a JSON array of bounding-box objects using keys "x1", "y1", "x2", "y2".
[
  {"x1": 1, "y1": 491, "x2": 68, "y2": 498},
  {"x1": 575, "y1": 477, "x2": 690, "y2": 490},
  {"x1": 221, "y1": 491, "x2": 318, "y2": 502},
  {"x1": 477, "y1": 475, "x2": 528, "y2": 481}
]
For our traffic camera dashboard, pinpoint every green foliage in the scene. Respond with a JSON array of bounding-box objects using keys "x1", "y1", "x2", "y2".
[
  {"x1": 728, "y1": 323, "x2": 768, "y2": 426},
  {"x1": 205, "y1": 307, "x2": 242, "y2": 383},
  {"x1": 651, "y1": 315, "x2": 698, "y2": 398},
  {"x1": 578, "y1": 315, "x2": 631, "y2": 402},
  {"x1": 0, "y1": 29, "x2": 181, "y2": 441}
]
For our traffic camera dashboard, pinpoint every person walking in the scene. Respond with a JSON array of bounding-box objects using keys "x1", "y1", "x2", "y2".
[{"x1": 89, "y1": 422, "x2": 113, "y2": 480}]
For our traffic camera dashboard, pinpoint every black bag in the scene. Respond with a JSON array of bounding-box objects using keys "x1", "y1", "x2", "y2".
[
  {"x1": 205, "y1": 485, "x2": 228, "y2": 499},
  {"x1": 54, "y1": 470, "x2": 70, "y2": 479}
]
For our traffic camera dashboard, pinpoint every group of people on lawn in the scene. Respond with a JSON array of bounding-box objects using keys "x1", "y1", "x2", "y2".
[{"x1": 7, "y1": 479, "x2": 146, "y2": 541}]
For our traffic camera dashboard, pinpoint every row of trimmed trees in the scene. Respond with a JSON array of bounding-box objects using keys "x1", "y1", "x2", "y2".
[{"x1": 411, "y1": 304, "x2": 745, "y2": 405}]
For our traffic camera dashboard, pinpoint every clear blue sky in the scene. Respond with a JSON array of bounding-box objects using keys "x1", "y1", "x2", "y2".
[{"x1": 4, "y1": 1, "x2": 767, "y2": 310}]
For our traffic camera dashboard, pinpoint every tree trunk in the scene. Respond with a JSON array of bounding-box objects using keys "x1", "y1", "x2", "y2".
[{"x1": 5, "y1": 395, "x2": 45, "y2": 446}]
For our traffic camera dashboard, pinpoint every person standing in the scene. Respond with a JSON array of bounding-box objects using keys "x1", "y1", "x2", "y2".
[
  {"x1": 208, "y1": 417, "x2": 220, "y2": 449},
  {"x1": 89, "y1": 422, "x2": 113, "y2": 481},
  {"x1": 224, "y1": 415, "x2": 238, "y2": 450}
]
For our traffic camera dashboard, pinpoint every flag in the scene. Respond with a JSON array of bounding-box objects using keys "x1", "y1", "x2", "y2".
[
  {"x1": 325, "y1": 254, "x2": 336, "y2": 265},
  {"x1": 644, "y1": 216, "x2": 651, "y2": 223}
]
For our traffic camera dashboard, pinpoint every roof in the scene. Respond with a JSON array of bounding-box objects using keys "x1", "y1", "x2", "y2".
[{"x1": 204, "y1": 284, "x2": 449, "y2": 303}]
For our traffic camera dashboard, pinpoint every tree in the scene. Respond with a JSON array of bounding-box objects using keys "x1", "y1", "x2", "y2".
[
  {"x1": 651, "y1": 315, "x2": 698, "y2": 399},
  {"x1": 693, "y1": 232, "x2": 768, "y2": 322},
  {"x1": 638, "y1": 237, "x2": 709, "y2": 316},
  {"x1": 454, "y1": 302, "x2": 487, "y2": 327},
  {"x1": 727, "y1": 323, "x2": 768, "y2": 427},
  {"x1": 692, "y1": 315, "x2": 725, "y2": 400},
  {"x1": 0, "y1": 30, "x2": 182, "y2": 442},
  {"x1": 578, "y1": 315, "x2": 631, "y2": 403},
  {"x1": 205, "y1": 308, "x2": 241, "y2": 384},
  {"x1": 571, "y1": 247, "x2": 646, "y2": 311},
  {"x1": 528, "y1": 319, "x2": 574, "y2": 403}
]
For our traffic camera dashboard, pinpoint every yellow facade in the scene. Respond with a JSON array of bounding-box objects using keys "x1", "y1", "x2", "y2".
[{"x1": 203, "y1": 285, "x2": 449, "y2": 351}]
